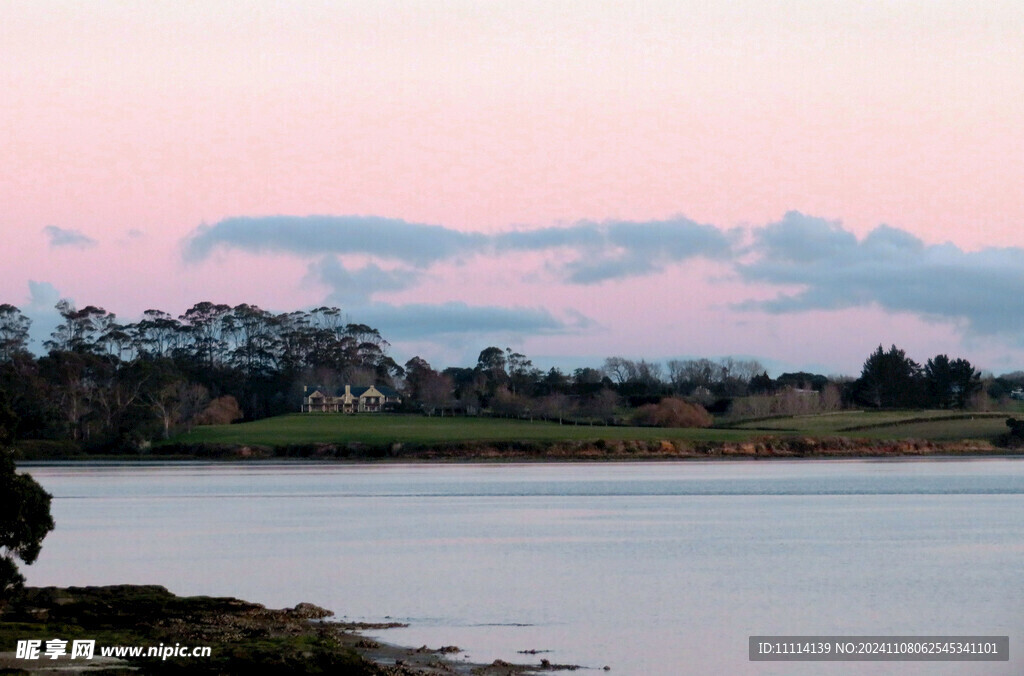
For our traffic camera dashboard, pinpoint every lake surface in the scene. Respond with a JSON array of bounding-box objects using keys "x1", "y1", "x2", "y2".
[{"x1": 22, "y1": 459, "x2": 1024, "y2": 675}]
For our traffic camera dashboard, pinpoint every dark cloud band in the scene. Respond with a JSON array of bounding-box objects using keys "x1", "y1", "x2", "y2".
[
  {"x1": 184, "y1": 215, "x2": 484, "y2": 266},
  {"x1": 737, "y1": 211, "x2": 1024, "y2": 338},
  {"x1": 181, "y1": 211, "x2": 1024, "y2": 342},
  {"x1": 184, "y1": 214, "x2": 733, "y2": 285}
]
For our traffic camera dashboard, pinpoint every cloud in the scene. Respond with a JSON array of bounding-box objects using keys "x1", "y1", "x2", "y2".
[
  {"x1": 309, "y1": 256, "x2": 418, "y2": 304},
  {"x1": 43, "y1": 225, "x2": 96, "y2": 249},
  {"x1": 183, "y1": 214, "x2": 733, "y2": 284},
  {"x1": 181, "y1": 211, "x2": 1024, "y2": 344},
  {"x1": 736, "y1": 211, "x2": 1024, "y2": 337},
  {"x1": 351, "y1": 301, "x2": 580, "y2": 340},
  {"x1": 498, "y1": 218, "x2": 734, "y2": 284},
  {"x1": 22, "y1": 281, "x2": 64, "y2": 353},
  {"x1": 183, "y1": 215, "x2": 484, "y2": 266},
  {"x1": 27, "y1": 280, "x2": 61, "y2": 309},
  {"x1": 493, "y1": 223, "x2": 607, "y2": 250}
]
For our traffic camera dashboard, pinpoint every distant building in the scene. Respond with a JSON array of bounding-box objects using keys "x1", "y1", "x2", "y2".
[
  {"x1": 788, "y1": 388, "x2": 819, "y2": 397},
  {"x1": 302, "y1": 385, "x2": 402, "y2": 413},
  {"x1": 1011, "y1": 388, "x2": 1024, "y2": 401}
]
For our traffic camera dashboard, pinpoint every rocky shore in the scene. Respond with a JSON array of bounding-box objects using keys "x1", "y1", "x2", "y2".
[{"x1": 0, "y1": 585, "x2": 583, "y2": 675}]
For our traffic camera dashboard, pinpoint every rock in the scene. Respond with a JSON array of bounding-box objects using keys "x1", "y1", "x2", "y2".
[{"x1": 289, "y1": 602, "x2": 333, "y2": 619}]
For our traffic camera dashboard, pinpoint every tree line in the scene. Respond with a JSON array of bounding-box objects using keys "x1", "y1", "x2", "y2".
[
  {"x1": 0, "y1": 301, "x2": 401, "y2": 449},
  {"x1": 1, "y1": 300, "x2": 1022, "y2": 451},
  {"x1": 852, "y1": 344, "x2": 981, "y2": 409}
]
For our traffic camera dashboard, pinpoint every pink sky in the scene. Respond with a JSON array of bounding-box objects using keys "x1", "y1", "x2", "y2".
[{"x1": 3, "y1": 2, "x2": 1024, "y2": 375}]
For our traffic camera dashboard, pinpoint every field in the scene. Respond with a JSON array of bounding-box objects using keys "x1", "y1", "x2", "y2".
[
  {"x1": 729, "y1": 409, "x2": 1016, "y2": 441},
  {"x1": 178, "y1": 413, "x2": 754, "y2": 446},
  {"x1": 175, "y1": 408, "x2": 1021, "y2": 448}
]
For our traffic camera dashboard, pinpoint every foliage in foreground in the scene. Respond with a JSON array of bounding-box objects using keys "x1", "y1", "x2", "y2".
[{"x1": 0, "y1": 400, "x2": 53, "y2": 598}]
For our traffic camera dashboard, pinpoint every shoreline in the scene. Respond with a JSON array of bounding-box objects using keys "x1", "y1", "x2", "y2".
[
  {"x1": 14, "y1": 451, "x2": 1024, "y2": 470},
  {"x1": 0, "y1": 585, "x2": 581, "y2": 675},
  {"x1": 14, "y1": 437, "x2": 1024, "y2": 464}
]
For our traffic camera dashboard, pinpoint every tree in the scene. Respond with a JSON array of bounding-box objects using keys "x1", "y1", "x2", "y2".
[
  {"x1": 538, "y1": 392, "x2": 573, "y2": 424},
  {"x1": 0, "y1": 305, "x2": 31, "y2": 361},
  {"x1": 924, "y1": 354, "x2": 980, "y2": 409},
  {"x1": 226, "y1": 304, "x2": 280, "y2": 378},
  {"x1": 475, "y1": 347, "x2": 508, "y2": 398},
  {"x1": 602, "y1": 356, "x2": 636, "y2": 385},
  {"x1": 131, "y1": 309, "x2": 182, "y2": 358},
  {"x1": 179, "y1": 301, "x2": 232, "y2": 369},
  {"x1": 505, "y1": 348, "x2": 533, "y2": 396},
  {"x1": 775, "y1": 371, "x2": 829, "y2": 391},
  {"x1": 146, "y1": 379, "x2": 187, "y2": 440},
  {"x1": 0, "y1": 397, "x2": 54, "y2": 597},
  {"x1": 490, "y1": 386, "x2": 529, "y2": 418},
  {"x1": 669, "y1": 358, "x2": 717, "y2": 393},
  {"x1": 419, "y1": 371, "x2": 454, "y2": 415},
  {"x1": 403, "y1": 356, "x2": 436, "y2": 401},
  {"x1": 0, "y1": 353, "x2": 53, "y2": 439},
  {"x1": 582, "y1": 388, "x2": 620, "y2": 424},
  {"x1": 38, "y1": 350, "x2": 106, "y2": 441},
  {"x1": 476, "y1": 347, "x2": 507, "y2": 378},
  {"x1": 45, "y1": 301, "x2": 118, "y2": 354},
  {"x1": 572, "y1": 367, "x2": 603, "y2": 386},
  {"x1": 536, "y1": 367, "x2": 569, "y2": 397},
  {"x1": 748, "y1": 371, "x2": 774, "y2": 395},
  {"x1": 855, "y1": 344, "x2": 922, "y2": 408}
]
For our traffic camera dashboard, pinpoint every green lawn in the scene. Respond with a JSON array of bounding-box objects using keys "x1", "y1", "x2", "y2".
[
  {"x1": 852, "y1": 417, "x2": 1013, "y2": 441},
  {"x1": 176, "y1": 413, "x2": 755, "y2": 446},
  {"x1": 729, "y1": 409, "x2": 949, "y2": 433},
  {"x1": 171, "y1": 409, "x2": 1017, "y2": 448},
  {"x1": 728, "y1": 408, "x2": 1021, "y2": 445}
]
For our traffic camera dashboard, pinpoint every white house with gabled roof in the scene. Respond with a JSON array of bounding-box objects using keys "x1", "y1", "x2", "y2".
[{"x1": 302, "y1": 385, "x2": 402, "y2": 413}]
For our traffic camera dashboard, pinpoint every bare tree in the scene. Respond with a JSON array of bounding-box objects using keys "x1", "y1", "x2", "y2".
[
  {"x1": 584, "y1": 388, "x2": 620, "y2": 424},
  {"x1": 602, "y1": 357, "x2": 636, "y2": 384},
  {"x1": 420, "y1": 372, "x2": 454, "y2": 416},
  {"x1": 538, "y1": 393, "x2": 573, "y2": 424}
]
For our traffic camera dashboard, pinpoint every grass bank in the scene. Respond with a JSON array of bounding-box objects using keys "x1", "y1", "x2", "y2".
[
  {"x1": 14, "y1": 410, "x2": 1022, "y2": 461},
  {"x1": 727, "y1": 409, "x2": 1014, "y2": 440},
  {"x1": 173, "y1": 414, "x2": 753, "y2": 446}
]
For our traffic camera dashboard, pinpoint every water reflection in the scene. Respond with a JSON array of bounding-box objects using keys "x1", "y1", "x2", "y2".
[{"x1": 23, "y1": 460, "x2": 1024, "y2": 675}]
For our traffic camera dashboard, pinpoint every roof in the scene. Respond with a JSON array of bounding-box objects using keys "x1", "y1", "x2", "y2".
[
  {"x1": 348, "y1": 385, "x2": 401, "y2": 398},
  {"x1": 304, "y1": 385, "x2": 400, "y2": 398}
]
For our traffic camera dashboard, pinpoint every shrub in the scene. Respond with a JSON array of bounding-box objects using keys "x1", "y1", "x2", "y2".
[
  {"x1": 632, "y1": 397, "x2": 713, "y2": 428},
  {"x1": 193, "y1": 396, "x2": 244, "y2": 426}
]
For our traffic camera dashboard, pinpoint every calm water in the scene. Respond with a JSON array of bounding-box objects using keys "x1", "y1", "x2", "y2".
[{"x1": 21, "y1": 460, "x2": 1024, "y2": 675}]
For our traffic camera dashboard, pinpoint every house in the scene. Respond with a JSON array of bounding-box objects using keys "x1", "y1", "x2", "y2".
[
  {"x1": 302, "y1": 385, "x2": 402, "y2": 413},
  {"x1": 1011, "y1": 388, "x2": 1024, "y2": 401}
]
